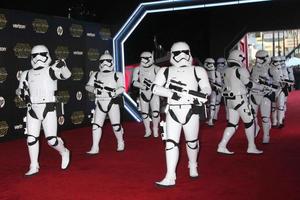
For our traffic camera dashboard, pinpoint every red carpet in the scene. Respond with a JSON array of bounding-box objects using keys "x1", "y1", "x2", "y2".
[{"x1": 1, "y1": 91, "x2": 300, "y2": 200}]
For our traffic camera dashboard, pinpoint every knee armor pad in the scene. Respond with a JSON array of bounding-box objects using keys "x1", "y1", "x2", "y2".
[
  {"x1": 47, "y1": 136, "x2": 59, "y2": 146},
  {"x1": 186, "y1": 139, "x2": 199, "y2": 150},
  {"x1": 244, "y1": 119, "x2": 254, "y2": 129},
  {"x1": 92, "y1": 123, "x2": 102, "y2": 131},
  {"x1": 165, "y1": 139, "x2": 179, "y2": 151},
  {"x1": 112, "y1": 123, "x2": 122, "y2": 132},
  {"x1": 262, "y1": 116, "x2": 269, "y2": 124},
  {"x1": 152, "y1": 111, "x2": 160, "y2": 118},
  {"x1": 227, "y1": 122, "x2": 238, "y2": 130},
  {"x1": 141, "y1": 112, "x2": 149, "y2": 119},
  {"x1": 26, "y1": 135, "x2": 39, "y2": 146},
  {"x1": 278, "y1": 106, "x2": 285, "y2": 111}
]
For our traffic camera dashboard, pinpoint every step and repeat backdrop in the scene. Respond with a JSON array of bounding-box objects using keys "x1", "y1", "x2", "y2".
[{"x1": 0, "y1": 8, "x2": 113, "y2": 141}]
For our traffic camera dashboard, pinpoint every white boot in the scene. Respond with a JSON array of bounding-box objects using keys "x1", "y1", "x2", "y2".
[
  {"x1": 61, "y1": 148, "x2": 70, "y2": 169},
  {"x1": 245, "y1": 125, "x2": 263, "y2": 154},
  {"x1": 188, "y1": 162, "x2": 199, "y2": 179},
  {"x1": 117, "y1": 141, "x2": 125, "y2": 152},
  {"x1": 217, "y1": 127, "x2": 235, "y2": 155},
  {"x1": 26, "y1": 138, "x2": 40, "y2": 176},
  {"x1": 25, "y1": 164, "x2": 39, "y2": 176},
  {"x1": 87, "y1": 127, "x2": 101, "y2": 154},
  {"x1": 144, "y1": 131, "x2": 151, "y2": 138},
  {"x1": 155, "y1": 175, "x2": 176, "y2": 188}
]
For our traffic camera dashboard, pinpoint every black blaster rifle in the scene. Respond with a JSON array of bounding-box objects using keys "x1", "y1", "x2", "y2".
[
  {"x1": 20, "y1": 81, "x2": 31, "y2": 105},
  {"x1": 94, "y1": 80, "x2": 115, "y2": 96},
  {"x1": 169, "y1": 79, "x2": 208, "y2": 105},
  {"x1": 257, "y1": 76, "x2": 279, "y2": 92},
  {"x1": 280, "y1": 79, "x2": 294, "y2": 86},
  {"x1": 143, "y1": 78, "x2": 152, "y2": 90},
  {"x1": 211, "y1": 82, "x2": 222, "y2": 91}
]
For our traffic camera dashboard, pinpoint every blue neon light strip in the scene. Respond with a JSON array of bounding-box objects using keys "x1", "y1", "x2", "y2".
[{"x1": 113, "y1": 0, "x2": 271, "y2": 121}]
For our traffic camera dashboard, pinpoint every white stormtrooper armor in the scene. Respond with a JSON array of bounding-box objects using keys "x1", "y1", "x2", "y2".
[
  {"x1": 249, "y1": 50, "x2": 273, "y2": 143},
  {"x1": 152, "y1": 42, "x2": 211, "y2": 187},
  {"x1": 214, "y1": 57, "x2": 228, "y2": 121},
  {"x1": 16, "y1": 45, "x2": 71, "y2": 176},
  {"x1": 203, "y1": 58, "x2": 218, "y2": 126},
  {"x1": 85, "y1": 50, "x2": 125, "y2": 154},
  {"x1": 132, "y1": 51, "x2": 161, "y2": 138},
  {"x1": 270, "y1": 56, "x2": 286, "y2": 128},
  {"x1": 217, "y1": 50, "x2": 263, "y2": 155}
]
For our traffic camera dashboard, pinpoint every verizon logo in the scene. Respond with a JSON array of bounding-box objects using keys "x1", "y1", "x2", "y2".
[
  {"x1": 87, "y1": 33, "x2": 95, "y2": 37},
  {"x1": 12, "y1": 24, "x2": 26, "y2": 29},
  {"x1": 73, "y1": 51, "x2": 83, "y2": 55}
]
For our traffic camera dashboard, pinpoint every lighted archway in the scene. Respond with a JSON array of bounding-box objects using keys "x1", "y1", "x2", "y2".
[{"x1": 113, "y1": 0, "x2": 271, "y2": 122}]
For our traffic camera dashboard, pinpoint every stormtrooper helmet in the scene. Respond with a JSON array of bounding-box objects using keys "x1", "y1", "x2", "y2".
[
  {"x1": 270, "y1": 56, "x2": 281, "y2": 68},
  {"x1": 255, "y1": 50, "x2": 269, "y2": 66},
  {"x1": 203, "y1": 58, "x2": 215, "y2": 70},
  {"x1": 280, "y1": 56, "x2": 286, "y2": 68},
  {"x1": 216, "y1": 57, "x2": 227, "y2": 69},
  {"x1": 227, "y1": 50, "x2": 246, "y2": 67},
  {"x1": 140, "y1": 51, "x2": 154, "y2": 68},
  {"x1": 31, "y1": 45, "x2": 52, "y2": 69},
  {"x1": 99, "y1": 50, "x2": 114, "y2": 72},
  {"x1": 170, "y1": 41, "x2": 192, "y2": 67}
]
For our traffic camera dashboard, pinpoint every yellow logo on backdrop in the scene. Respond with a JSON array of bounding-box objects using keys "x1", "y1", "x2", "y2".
[
  {"x1": 0, "y1": 67, "x2": 8, "y2": 83},
  {"x1": 55, "y1": 46, "x2": 69, "y2": 60},
  {"x1": 14, "y1": 43, "x2": 31, "y2": 59},
  {"x1": 0, "y1": 121, "x2": 9, "y2": 137},
  {"x1": 71, "y1": 111, "x2": 85, "y2": 124},
  {"x1": 71, "y1": 67, "x2": 84, "y2": 81},
  {"x1": 56, "y1": 90, "x2": 70, "y2": 104},
  {"x1": 87, "y1": 48, "x2": 100, "y2": 61},
  {"x1": 0, "y1": 14, "x2": 7, "y2": 30},
  {"x1": 70, "y1": 24, "x2": 83, "y2": 38},
  {"x1": 32, "y1": 18, "x2": 49, "y2": 33}
]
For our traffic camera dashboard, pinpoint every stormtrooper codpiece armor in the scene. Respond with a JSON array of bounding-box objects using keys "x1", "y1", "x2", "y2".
[
  {"x1": 217, "y1": 50, "x2": 263, "y2": 155},
  {"x1": 249, "y1": 50, "x2": 273, "y2": 143},
  {"x1": 16, "y1": 45, "x2": 71, "y2": 176},
  {"x1": 214, "y1": 57, "x2": 228, "y2": 121},
  {"x1": 85, "y1": 50, "x2": 125, "y2": 155},
  {"x1": 132, "y1": 51, "x2": 160, "y2": 138},
  {"x1": 152, "y1": 42, "x2": 211, "y2": 187}
]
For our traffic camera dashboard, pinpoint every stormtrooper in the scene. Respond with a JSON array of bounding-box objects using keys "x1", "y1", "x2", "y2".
[
  {"x1": 85, "y1": 50, "x2": 125, "y2": 154},
  {"x1": 203, "y1": 58, "x2": 218, "y2": 126},
  {"x1": 132, "y1": 51, "x2": 161, "y2": 138},
  {"x1": 16, "y1": 45, "x2": 71, "y2": 176},
  {"x1": 217, "y1": 49, "x2": 263, "y2": 155},
  {"x1": 269, "y1": 56, "x2": 285, "y2": 128},
  {"x1": 214, "y1": 57, "x2": 228, "y2": 121},
  {"x1": 151, "y1": 41, "x2": 211, "y2": 187}
]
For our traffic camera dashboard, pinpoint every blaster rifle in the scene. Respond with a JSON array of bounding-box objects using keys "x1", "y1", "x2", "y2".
[
  {"x1": 169, "y1": 79, "x2": 208, "y2": 105},
  {"x1": 280, "y1": 79, "x2": 294, "y2": 86},
  {"x1": 94, "y1": 80, "x2": 116, "y2": 96},
  {"x1": 143, "y1": 78, "x2": 152, "y2": 90}
]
